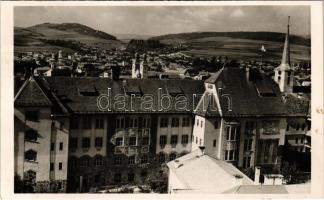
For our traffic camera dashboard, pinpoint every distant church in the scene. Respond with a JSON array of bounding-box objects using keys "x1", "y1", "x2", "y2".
[
  {"x1": 131, "y1": 53, "x2": 148, "y2": 79},
  {"x1": 274, "y1": 16, "x2": 294, "y2": 93}
]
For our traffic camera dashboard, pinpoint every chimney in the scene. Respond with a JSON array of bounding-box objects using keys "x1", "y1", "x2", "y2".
[
  {"x1": 198, "y1": 146, "x2": 205, "y2": 156},
  {"x1": 254, "y1": 166, "x2": 261, "y2": 185}
]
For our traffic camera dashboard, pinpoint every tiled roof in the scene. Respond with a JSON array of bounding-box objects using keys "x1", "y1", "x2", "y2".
[
  {"x1": 42, "y1": 77, "x2": 205, "y2": 114},
  {"x1": 14, "y1": 76, "x2": 53, "y2": 107},
  {"x1": 209, "y1": 67, "x2": 288, "y2": 117}
]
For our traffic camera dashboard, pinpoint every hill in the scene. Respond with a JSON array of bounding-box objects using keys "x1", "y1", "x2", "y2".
[
  {"x1": 150, "y1": 31, "x2": 311, "y2": 62},
  {"x1": 15, "y1": 23, "x2": 124, "y2": 52},
  {"x1": 126, "y1": 39, "x2": 165, "y2": 53}
]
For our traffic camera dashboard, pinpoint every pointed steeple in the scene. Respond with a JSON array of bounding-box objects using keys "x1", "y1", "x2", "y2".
[{"x1": 281, "y1": 16, "x2": 290, "y2": 66}]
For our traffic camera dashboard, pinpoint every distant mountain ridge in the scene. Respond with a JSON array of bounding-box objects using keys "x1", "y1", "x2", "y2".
[
  {"x1": 28, "y1": 23, "x2": 117, "y2": 40},
  {"x1": 15, "y1": 23, "x2": 122, "y2": 52},
  {"x1": 150, "y1": 31, "x2": 310, "y2": 46}
]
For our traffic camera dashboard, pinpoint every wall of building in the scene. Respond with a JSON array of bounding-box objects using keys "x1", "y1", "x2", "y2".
[
  {"x1": 50, "y1": 117, "x2": 70, "y2": 181},
  {"x1": 156, "y1": 114, "x2": 193, "y2": 158},
  {"x1": 14, "y1": 107, "x2": 52, "y2": 182}
]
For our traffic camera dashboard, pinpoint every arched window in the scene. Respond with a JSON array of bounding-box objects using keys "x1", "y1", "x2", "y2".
[
  {"x1": 24, "y1": 129, "x2": 38, "y2": 142},
  {"x1": 25, "y1": 149, "x2": 37, "y2": 162},
  {"x1": 169, "y1": 152, "x2": 177, "y2": 161}
]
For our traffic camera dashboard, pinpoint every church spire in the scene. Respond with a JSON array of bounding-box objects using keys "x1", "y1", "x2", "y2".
[{"x1": 281, "y1": 16, "x2": 290, "y2": 66}]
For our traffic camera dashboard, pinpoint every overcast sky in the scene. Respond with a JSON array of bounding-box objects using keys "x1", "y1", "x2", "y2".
[{"x1": 14, "y1": 6, "x2": 310, "y2": 36}]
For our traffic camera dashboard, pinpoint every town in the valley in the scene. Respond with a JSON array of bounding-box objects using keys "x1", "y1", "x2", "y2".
[{"x1": 14, "y1": 15, "x2": 311, "y2": 194}]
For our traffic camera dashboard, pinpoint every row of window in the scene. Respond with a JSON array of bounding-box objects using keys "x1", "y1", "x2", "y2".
[
  {"x1": 225, "y1": 126, "x2": 239, "y2": 141},
  {"x1": 71, "y1": 118, "x2": 104, "y2": 129},
  {"x1": 50, "y1": 162, "x2": 63, "y2": 171},
  {"x1": 51, "y1": 142, "x2": 64, "y2": 151},
  {"x1": 116, "y1": 117, "x2": 151, "y2": 129},
  {"x1": 159, "y1": 135, "x2": 189, "y2": 146},
  {"x1": 115, "y1": 136, "x2": 150, "y2": 147},
  {"x1": 196, "y1": 119, "x2": 219, "y2": 129},
  {"x1": 160, "y1": 117, "x2": 190, "y2": 128},
  {"x1": 113, "y1": 170, "x2": 148, "y2": 183},
  {"x1": 194, "y1": 136, "x2": 217, "y2": 148},
  {"x1": 69, "y1": 137, "x2": 103, "y2": 149},
  {"x1": 286, "y1": 123, "x2": 309, "y2": 131}
]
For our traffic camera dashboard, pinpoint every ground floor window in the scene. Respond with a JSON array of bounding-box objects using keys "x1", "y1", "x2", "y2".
[
  {"x1": 128, "y1": 172, "x2": 135, "y2": 182},
  {"x1": 224, "y1": 150, "x2": 236, "y2": 161},
  {"x1": 243, "y1": 156, "x2": 252, "y2": 168},
  {"x1": 169, "y1": 153, "x2": 177, "y2": 161},
  {"x1": 114, "y1": 173, "x2": 121, "y2": 183}
]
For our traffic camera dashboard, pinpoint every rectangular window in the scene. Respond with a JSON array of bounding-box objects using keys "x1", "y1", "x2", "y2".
[
  {"x1": 171, "y1": 118, "x2": 179, "y2": 127},
  {"x1": 171, "y1": 135, "x2": 178, "y2": 146},
  {"x1": 128, "y1": 156, "x2": 135, "y2": 165},
  {"x1": 142, "y1": 136, "x2": 149, "y2": 145},
  {"x1": 25, "y1": 111, "x2": 39, "y2": 121},
  {"x1": 51, "y1": 142, "x2": 55, "y2": 151},
  {"x1": 226, "y1": 126, "x2": 238, "y2": 141},
  {"x1": 214, "y1": 120, "x2": 218, "y2": 129},
  {"x1": 159, "y1": 135, "x2": 167, "y2": 146},
  {"x1": 70, "y1": 118, "x2": 79, "y2": 129},
  {"x1": 181, "y1": 135, "x2": 189, "y2": 144},
  {"x1": 115, "y1": 137, "x2": 123, "y2": 146},
  {"x1": 50, "y1": 163, "x2": 54, "y2": 171},
  {"x1": 245, "y1": 121, "x2": 254, "y2": 134},
  {"x1": 143, "y1": 118, "x2": 151, "y2": 128},
  {"x1": 82, "y1": 117, "x2": 92, "y2": 129},
  {"x1": 141, "y1": 154, "x2": 148, "y2": 164},
  {"x1": 59, "y1": 162, "x2": 62, "y2": 170},
  {"x1": 114, "y1": 156, "x2": 122, "y2": 165},
  {"x1": 213, "y1": 140, "x2": 217, "y2": 147},
  {"x1": 244, "y1": 139, "x2": 253, "y2": 151},
  {"x1": 129, "y1": 117, "x2": 138, "y2": 128},
  {"x1": 182, "y1": 118, "x2": 190, "y2": 127},
  {"x1": 226, "y1": 126, "x2": 230, "y2": 140},
  {"x1": 225, "y1": 150, "x2": 236, "y2": 161},
  {"x1": 69, "y1": 138, "x2": 78, "y2": 149},
  {"x1": 243, "y1": 156, "x2": 251, "y2": 168},
  {"x1": 199, "y1": 139, "x2": 202, "y2": 146},
  {"x1": 129, "y1": 137, "x2": 137, "y2": 146},
  {"x1": 197, "y1": 119, "x2": 199, "y2": 126},
  {"x1": 128, "y1": 173, "x2": 135, "y2": 182},
  {"x1": 95, "y1": 137, "x2": 103, "y2": 148},
  {"x1": 200, "y1": 121, "x2": 203, "y2": 128},
  {"x1": 160, "y1": 117, "x2": 168, "y2": 127},
  {"x1": 59, "y1": 142, "x2": 63, "y2": 151},
  {"x1": 116, "y1": 117, "x2": 125, "y2": 129},
  {"x1": 95, "y1": 118, "x2": 104, "y2": 129},
  {"x1": 82, "y1": 137, "x2": 90, "y2": 148}
]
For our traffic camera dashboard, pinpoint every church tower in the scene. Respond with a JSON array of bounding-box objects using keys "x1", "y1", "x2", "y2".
[
  {"x1": 131, "y1": 53, "x2": 148, "y2": 79},
  {"x1": 274, "y1": 16, "x2": 294, "y2": 93}
]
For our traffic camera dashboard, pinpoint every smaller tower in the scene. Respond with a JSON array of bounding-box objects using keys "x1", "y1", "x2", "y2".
[
  {"x1": 274, "y1": 16, "x2": 294, "y2": 93},
  {"x1": 131, "y1": 53, "x2": 148, "y2": 79}
]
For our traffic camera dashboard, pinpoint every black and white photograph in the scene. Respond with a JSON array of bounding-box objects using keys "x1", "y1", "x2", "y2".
[{"x1": 0, "y1": 1, "x2": 323, "y2": 198}]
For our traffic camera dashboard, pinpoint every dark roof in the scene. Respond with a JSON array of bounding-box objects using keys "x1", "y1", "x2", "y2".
[
  {"x1": 208, "y1": 67, "x2": 287, "y2": 117},
  {"x1": 41, "y1": 77, "x2": 205, "y2": 114},
  {"x1": 15, "y1": 76, "x2": 53, "y2": 107}
]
